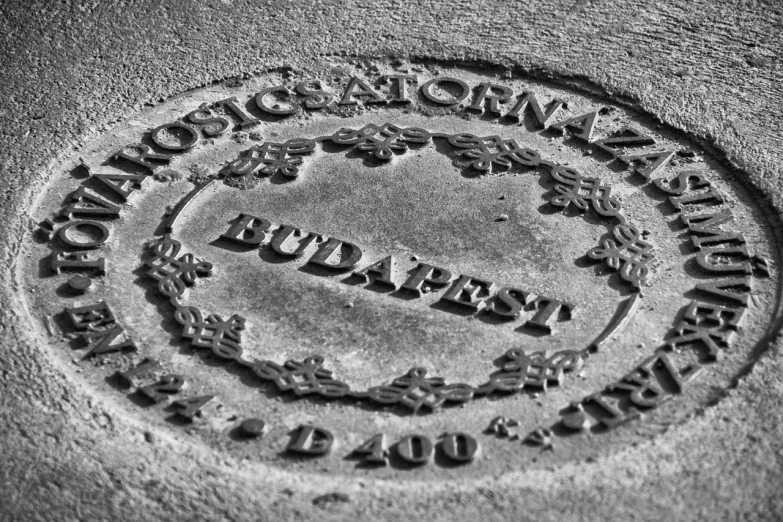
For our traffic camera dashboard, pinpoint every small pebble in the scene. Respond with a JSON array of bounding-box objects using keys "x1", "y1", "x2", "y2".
[
  {"x1": 344, "y1": 302, "x2": 354, "y2": 309},
  {"x1": 496, "y1": 214, "x2": 509, "y2": 222}
]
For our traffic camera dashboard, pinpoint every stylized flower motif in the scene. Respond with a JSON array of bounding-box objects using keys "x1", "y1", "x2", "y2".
[
  {"x1": 330, "y1": 123, "x2": 431, "y2": 160},
  {"x1": 550, "y1": 165, "x2": 622, "y2": 218},
  {"x1": 588, "y1": 225, "x2": 654, "y2": 289},
  {"x1": 249, "y1": 355, "x2": 350, "y2": 398},
  {"x1": 259, "y1": 154, "x2": 305, "y2": 177},
  {"x1": 365, "y1": 367, "x2": 474, "y2": 413},
  {"x1": 174, "y1": 305, "x2": 246, "y2": 360},
  {"x1": 476, "y1": 348, "x2": 584, "y2": 394},
  {"x1": 225, "y1": 138, "x2": 316, "y2": 179},
  {"x1": 448, "y1": 134, "x2": 542, "y2": 172},
  {"x1": 137, "y1": 125, "x2": 665, "y2": 421},
  {"x1": 523, "y1": 350, "x2": 584, "y2": 389},
  {"x1": 145, "y1": 235, "x2": 213, "y2": 299}
]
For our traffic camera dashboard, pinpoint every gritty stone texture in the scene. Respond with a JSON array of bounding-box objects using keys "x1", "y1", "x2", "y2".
[{"x1": 1, "y1": 1, "x2": 782, "y2": 521}]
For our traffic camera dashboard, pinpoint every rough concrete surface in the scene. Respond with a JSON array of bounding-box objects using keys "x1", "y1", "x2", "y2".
[{"x1": 1, "y1": 1, "x2": 782, "y2": 520}]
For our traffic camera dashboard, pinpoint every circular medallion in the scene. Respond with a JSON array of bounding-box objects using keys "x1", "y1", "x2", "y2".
[{"x1": 19, "y1": 60, "x2": 781, "y2": 479}]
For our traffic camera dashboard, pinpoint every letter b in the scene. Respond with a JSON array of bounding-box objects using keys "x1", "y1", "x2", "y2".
[{"x1": 220, "y1": 213, "x2": 272, "y2": 246}]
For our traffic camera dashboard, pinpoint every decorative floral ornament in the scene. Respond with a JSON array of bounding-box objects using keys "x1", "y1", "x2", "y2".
[
  {"x1": 588, "y1": 225, "x2": 654, "y2": 289},
  {"x1": 364, "y1": 367, "x2": 474, "y2": 413},
  {"x1": 174, "y1": 305, "x2": 246, "y2": 361},
  {"x1": 225, "y1": 138, "x2": 316, "y2": 178},
  {"x1": 144, "y1": 234, "x2": 213, "y2": 299},
  {"x1": 248, "y1": 355, "x2": 351, "y2": 398}
]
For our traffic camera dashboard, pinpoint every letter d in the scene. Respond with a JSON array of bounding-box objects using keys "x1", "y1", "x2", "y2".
[{"x1": 286, "y1": 425, "x2": 334, "y2": 455}]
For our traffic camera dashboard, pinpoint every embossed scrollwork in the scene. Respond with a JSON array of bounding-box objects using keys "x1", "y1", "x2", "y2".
[
  {"x1": 144, "y1": 234, "x2": 213, "y2": 299},
  {"x1": 138, "y1": 122, "x2": 660, "y2": 412},
  {"x1": 141, "y1": 236, "x2": 600, "y2": 412},
  {"x1": 330, "y1": 123, "x2": 431, "y2": 160},
  {"x1": 248, "y1": 355, "x2": 350, "y2": 398},
  {"x1": 448, "y1": 134, "x2": 542, "y2": 172},
  {"x1": 218, "y1": 126, "x2": 656, "y2": 295},
  {"x1": 588, "y1": 225, "x2": 654, "y2": 289},
  {"x1": 365, "y1": 367, "x2": 474, "y2": 413},
  {"x1": 225, "y1": 138, "x2": 316, "y2": 178},
  {"x1": 476, "y1": 348, "x2": 585, "y2": 395},
  {"x1": 219, "y1": 126, "x2": 655, "y2": 294},
  {"x1": 174, "y1": 305, "x2": 246, "y2": 361},
  {"x1": 549, "y1": 165, "x2": 622, "y2": 219}
]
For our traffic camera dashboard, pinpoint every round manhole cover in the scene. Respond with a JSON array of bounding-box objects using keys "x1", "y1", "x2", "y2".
[{"x1": 19, "y1": 60, "x2": 781, "y2": 478}]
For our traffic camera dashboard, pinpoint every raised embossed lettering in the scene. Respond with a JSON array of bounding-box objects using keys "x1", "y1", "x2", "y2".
[
  {"x1": 171, "y1": 395, "x2": 214, "y2": 420},
  {"x1": 681, "y1": 208, "x2": 745, "y2": 249},
  {"x1": 466, "y1": 82, "x2": 513, "y2": 115},
  {"x1": 56, "y1": 220, "x2": 111, "y2": 249},
  {"x1": 60, "y1": 186, "x2": 121, "y2": 219},
  {"x1": 592, "y1": 126, "x2": 655, "y2": 156},
  {"x1": 270, "y1": 225, "x2": 321, "y2": 258},
  {"x1": 695, "y1": 244, "x2": 752, "y2": 275},
  {"x1": 669, "y1": 186, "x2": 725, "y2": 211},
  {"x1": 113, "y1": 144, "x2": 171, "y2": 173},
  {"x1": 150, "y1": 121, "x2": 200, "y2": 151},
  {"x1": 138, "y1": 374, "x2": 185, "y2": 403},
  {"x1": 287, "y1": 425, "x2": 334, "y2": 455},
  {"x1": 220, "y1": 214, "x2": 272, "y2": 245},
  {"x1": 401, "y1": 263, "x2": 453, "y2": 296},
  {"x1": 51, "y1": 251, "x2": 105, "y2": 275},
  {"x1": 486, "y1": 287, "x2": 530, "y2": 319},
  {"x1": 187, "y1": 107, "x2": 229, "y2": 136},
  {"x1": 694, "y1": 276, "x2": 752, "y2": 307},
  {"x1": 354, "y1": 255, "x2": 397, "y2": 288},
  {"x1": 420, "y1": 77, "x2": 470, "y2": 105},
  {"x1": 396, "y1": 434, "x2": 432, "y2": 464},
  {"x1": 295, "y1": 80, "x2": 333, "y2": 109},
  {"x1": 339, "y1": 77, "x2": 384, "y2": 106},
  {"x1": 619, "y1": 150, "x2": 675, "y2": 179},
  {"x1": 504, "y1": 92, "x2": 564, "y2": 126},
  {"x1": 381, "y1": 74, "x2": 416, "y2": 103},
  {"x1": 117, "y1": 358, "x2": 161, "y2": 386},
  {"x1": 439, "y1": 432, "x2": 478, "y2": 463},
  {"x1": 92, "y1": 172, "x2": 146, "y2": 201},
  {"x1": 582, "y1": 392, "x2": 640, "y2": 429},
  {"x1": 550, "y1": 111, "x2": 599, "y2": 141},
  {"x1": 667, "y1": 299, "x2": 745, "y2": 360},
  {"x1": 441, "y1": 274, "x2": 496, "y2": 310},
  {"x1": 525, "y1": 297, "x2": 575, "y2": 333},
  {"x1": 214, "y1": 96, "x2": 259, "y2": 128},
  {"x1": 307, "y1": 237, "x2": 363, "y2": 270},
  {"x1": 255, "y1": 85, "x2": 298, "y2": 115},
  {"x1": 352, "y1": 434, "x2": 388, "y2": 465},
  {"x1": 79, "y1": 324, "x2": 137, "y2": 358},
  {"x1": 609, "y1": 351, "x2": 702, "y2": 408}
]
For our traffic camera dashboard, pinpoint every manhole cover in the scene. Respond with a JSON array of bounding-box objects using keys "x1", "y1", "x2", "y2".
[{"x1": 19, "y1": 59, "x2": 781, "y2": 478}]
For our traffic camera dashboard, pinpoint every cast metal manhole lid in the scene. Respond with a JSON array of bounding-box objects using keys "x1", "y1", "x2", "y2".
[{"x1": 19, "y1": 59, "x2": 781, "y2": 478}]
